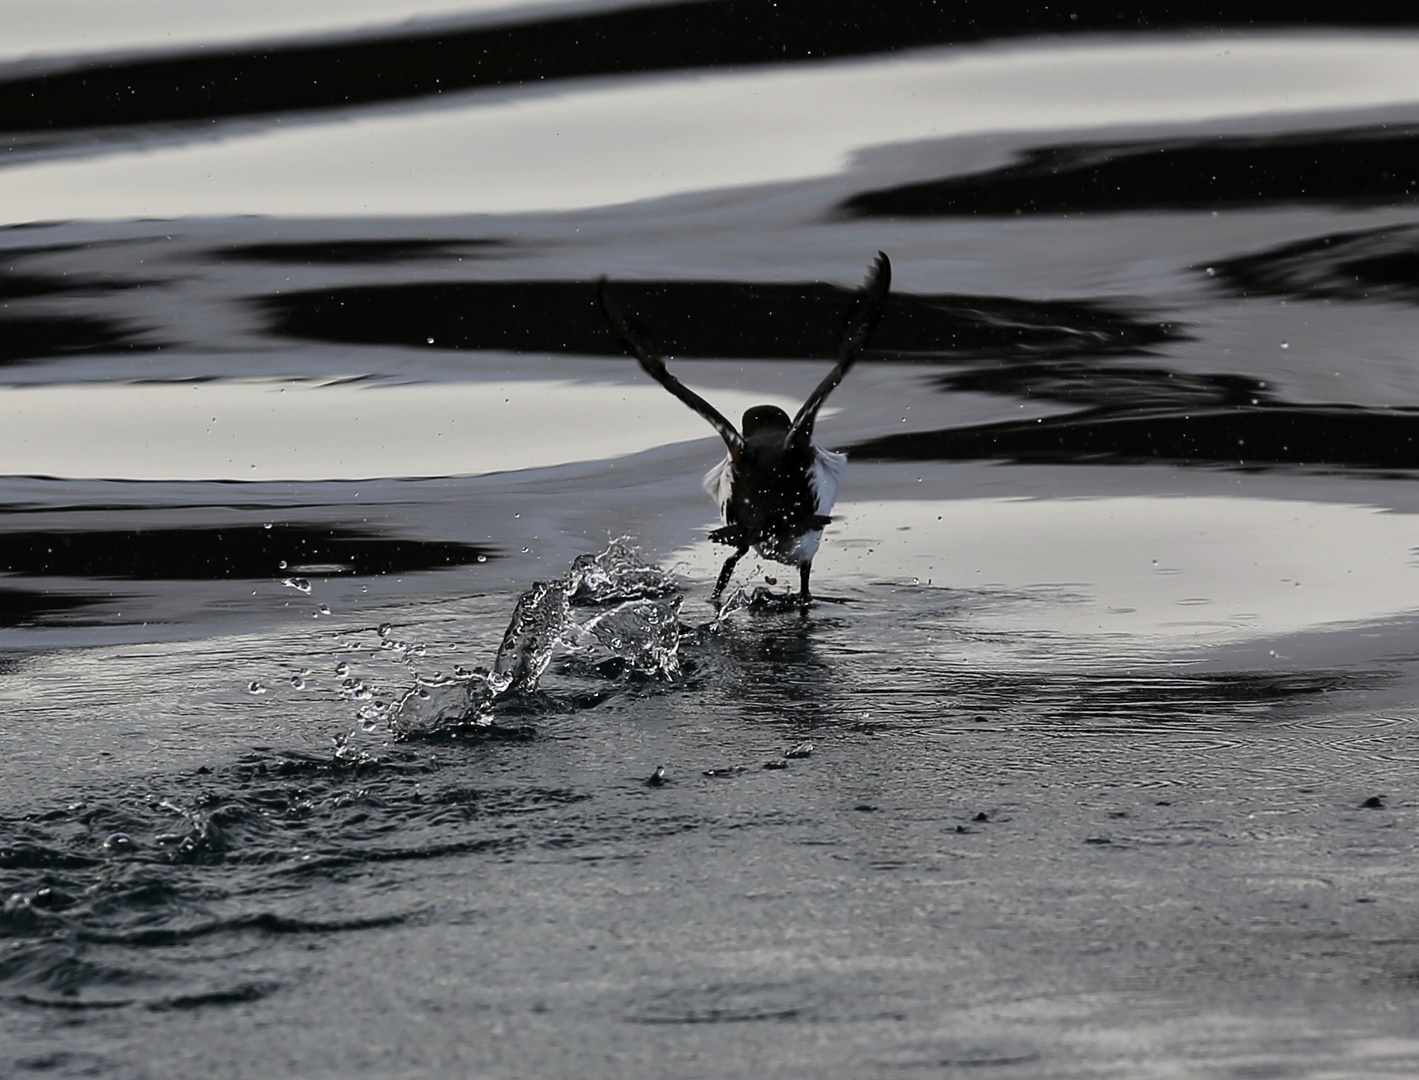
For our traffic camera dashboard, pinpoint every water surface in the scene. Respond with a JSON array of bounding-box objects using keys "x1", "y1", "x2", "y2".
[{"x1": 6, "y1": 4, "x2": 1419, "y2": 1077}]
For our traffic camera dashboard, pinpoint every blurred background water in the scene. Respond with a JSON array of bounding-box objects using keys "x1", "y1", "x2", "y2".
[{"x1": 7, "y1": 3, "x2": 1419, "y2": 1077}]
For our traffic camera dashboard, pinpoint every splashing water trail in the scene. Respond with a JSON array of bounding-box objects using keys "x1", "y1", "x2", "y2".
[
  {"x1": 388, "y1": 673, "x2": 497, "y2": 735},
  {"x1": 574, "y1": 597, "x2": 684, "y2": 677},
  {"x1": 389, "y1": 540, "x2": 684, "y2": 736},
  {"x1": 567, "y1": 538, "x2": 680, "y2": 603},
  {"x1": 489, "y1": 580, "x2": 573, "y2": 695}
]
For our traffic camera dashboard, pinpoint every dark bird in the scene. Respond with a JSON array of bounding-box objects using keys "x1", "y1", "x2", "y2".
[{"x1": 599, "y1": 252, "x2": 892, "y2": 609}]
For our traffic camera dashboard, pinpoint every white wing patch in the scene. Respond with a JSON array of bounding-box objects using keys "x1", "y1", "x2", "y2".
[
  {"x1": 809, "y1": 445, "x2": 847, "y2": 516},
  {"x1": 700, "y1": 444, "x2": 845, "y2": 566},
  {"x1": 702, "y1": 454, "x2": 733, "y2": 521}
]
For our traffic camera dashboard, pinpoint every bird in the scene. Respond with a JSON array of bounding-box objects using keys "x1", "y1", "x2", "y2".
[{"x1": 599, "y1": 252, "x2": 892, "y2": 609}]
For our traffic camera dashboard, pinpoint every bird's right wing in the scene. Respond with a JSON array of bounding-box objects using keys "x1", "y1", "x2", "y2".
[
  {"x1": 598, "y1": 277, "x2": 744, "y2": 456},
  {"x1": 788, "y1": 251, "x2": 892, "y2": 444}
]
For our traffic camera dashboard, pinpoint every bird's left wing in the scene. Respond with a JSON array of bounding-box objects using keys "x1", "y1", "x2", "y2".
[{"x1": 598, "y1": 277, "x2": 744, "y2": 456}]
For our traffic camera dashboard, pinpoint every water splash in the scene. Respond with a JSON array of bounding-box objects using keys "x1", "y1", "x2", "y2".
[
  {"x1": 567, "y1": 538, "x2": 678, "y2": 603},
  {"x1": 389, "y1": 539, "x2": 683, "y2": 737},
  {"x1": 489, "y1": 581, "x2": 570, "y2": 695},
  {"x1": 572, "y1": 597, "x2": 683, "y2": 677},
  {"x1": 710, "y1": 582, "x2": 805, "y2": 628},
  {"x1": 388, "y1": 673, "x2": 497, "y2": 735}
]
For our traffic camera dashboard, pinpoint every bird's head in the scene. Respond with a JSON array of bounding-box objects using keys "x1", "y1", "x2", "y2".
[{"x1": 742, "y1": 404, "x2": 792, "y2": 438}]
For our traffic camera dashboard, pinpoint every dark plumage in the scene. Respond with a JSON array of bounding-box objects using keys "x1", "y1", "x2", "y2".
[{"x1": 600, "y1": 252, "x2": 892, "y2": 608}]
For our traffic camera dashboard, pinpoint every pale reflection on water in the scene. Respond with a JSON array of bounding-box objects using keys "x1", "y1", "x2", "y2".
[
  {"x1": 7, "y1": 33, "x2": 1419, "y2": 219},
  {"x1": 677, "y1": 496, "x2": 1419, "y2": 654},
  {"x1": 0, "y1": 379, "x2": 800, "y2": 480},
  {"x1": 0, "y1": 0, "x2": 593, "y2": 64}
]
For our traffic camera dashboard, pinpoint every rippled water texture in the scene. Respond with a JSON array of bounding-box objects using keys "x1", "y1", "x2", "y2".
[{"x1": 7, "y1": 4, "x2": 1419, "y2": 1077}]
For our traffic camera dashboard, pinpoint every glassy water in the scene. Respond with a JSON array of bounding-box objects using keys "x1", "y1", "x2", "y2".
[{"x1": 7, "y1": 4, "x2": 1419, "y2": 1076}]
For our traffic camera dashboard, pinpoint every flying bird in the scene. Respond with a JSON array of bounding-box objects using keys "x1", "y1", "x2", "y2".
[{"x1": 599, "y1": 252, "x2": 892, "y2": 608}]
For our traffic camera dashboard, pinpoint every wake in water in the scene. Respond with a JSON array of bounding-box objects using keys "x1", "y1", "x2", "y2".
[{"x1": 387, "y1": 540, "x2": 684, "y2": 737}]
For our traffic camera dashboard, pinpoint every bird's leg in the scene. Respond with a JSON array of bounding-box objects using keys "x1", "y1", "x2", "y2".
[
  {"x1": 798, "y1": 562, "x2": 813, "y2": 606},
  {"x1": 712, "y1": 545, "x2": 749, "y2": 610}
]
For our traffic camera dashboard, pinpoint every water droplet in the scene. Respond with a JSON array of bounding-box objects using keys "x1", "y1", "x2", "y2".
[
  {"x1": 263, "y1": 522, "x2": 273, "y2": 530},
  {"x1": 248, "y1": 681, "x2": 267, "y2": 695},
  {"x1": 378, "y1": 623, "x2": 393, "y2": 638},
  {"x1": 1279, "y1": 341, "x2": 1289, "y2": 349},
  {"x1": 282, "y1": 577, "x2": 311, "y2": 593},
  {"x1": 476, "y1": 554, "x2": 487, "y2": 563},
  {"x1": 319, "y1": 604, "x2": 331, "y2": 615},
  {"x1": 290, "y1": 674, "x2": 306, "y2": 690},
  {"x1": 103, "y1": 832, "x2": 135, "y2": 852},
  {"x1": 1205, "y1": 266, "x2": 1216, "y2": 276},
  {"x1": 426, "y1": 337, "x2": 435, "y2": 344},
  {"x1": 335, "y1": 662, "x2": 349, "y2": 676}
]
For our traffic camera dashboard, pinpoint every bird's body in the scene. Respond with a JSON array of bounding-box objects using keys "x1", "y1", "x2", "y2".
[
  {"x1": 600, "y1": 253, "x2": 891, "y2": 608},
  {"x1": 701, "y1": 434, "x2": 846, "y2": 567}
]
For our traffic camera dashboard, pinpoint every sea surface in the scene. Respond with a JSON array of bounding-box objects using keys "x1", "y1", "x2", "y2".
[{"x1": 6, "y1": 3, "x2": 1419, "y2": 1077}]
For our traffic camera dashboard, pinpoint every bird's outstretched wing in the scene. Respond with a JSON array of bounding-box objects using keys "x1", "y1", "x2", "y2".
[
  {"x1": 788, "y1": 251, "x2": 892, "y2": 444},
  {"x1": 598, "y1": 277, "x2": 744, "y2": 456}
]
